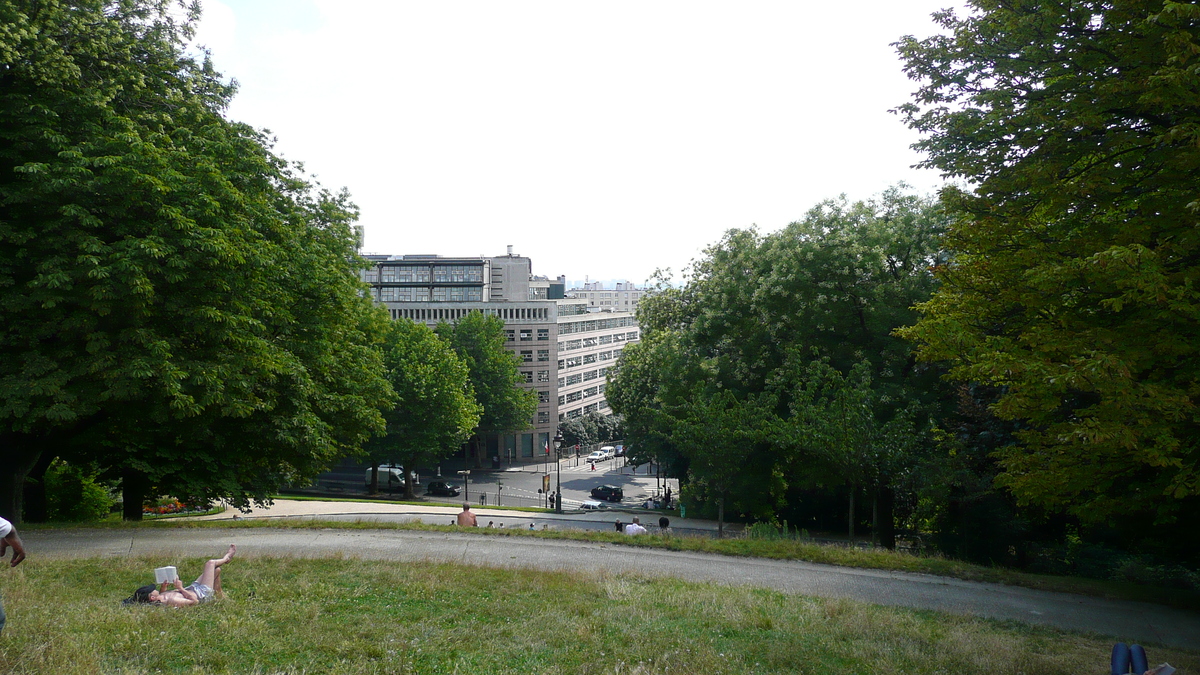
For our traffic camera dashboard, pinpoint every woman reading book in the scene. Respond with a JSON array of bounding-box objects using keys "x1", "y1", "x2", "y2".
[{"x1": 125, "y1": 545, "x2": 235, "y2": 607}]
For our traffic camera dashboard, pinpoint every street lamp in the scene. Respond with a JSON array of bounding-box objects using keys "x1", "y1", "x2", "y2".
[{"x1": 553, "y1": 433, "x2": 564, "y2": 514}]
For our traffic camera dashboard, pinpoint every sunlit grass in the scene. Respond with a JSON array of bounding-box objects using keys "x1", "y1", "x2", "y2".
[
  {"x1": 3, "y1": 555, "x2": 1196, "y2": 674},
  {"x1": 23, "y1": 516, "x2": 1198, "y2": 610}
]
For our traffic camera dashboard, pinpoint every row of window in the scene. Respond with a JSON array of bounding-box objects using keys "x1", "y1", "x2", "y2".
[
  {"x1": 505, "y1": 328, "x2": 551, "y2": 341},
  {"x1": 560, "y1": 399, "x2": 609, "y2": 420},
  {"x1": 558, "y1": 316, "x2": 637, "y2": 335},
  {"x1": 519, "y1": 350, "x2": 551, "y2": 363},
  {"x1": 376, "y1": 286, "x2": 485, "y2": 302},
  {"x1": 387, "y1": 306, "x2": 551, "y2": 321},
  {"x1": 520, "y1": 370, "x2": 552, "y2": 383},
  {"x1": 557, "y1": 332, "x2": 638, "y2": 351},
  {"x1": 559, "y1": 351, "x2": 619, "y2": 371},
  {"x1": 367, "y1": 265, "x2": 486, "y2": 283}
]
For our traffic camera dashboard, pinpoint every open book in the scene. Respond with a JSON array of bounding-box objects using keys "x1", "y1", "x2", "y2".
[{"x1": 154, "y1": 566, "x2": 178, "y2": 584}]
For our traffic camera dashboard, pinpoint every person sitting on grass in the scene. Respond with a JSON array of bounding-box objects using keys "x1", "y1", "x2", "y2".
[
  {"x1": 625, "y1": 516, "x2": 647, "y2": 535},
  {"x1": 125, "y1": 545, "x2": 235, "y2": 607}
]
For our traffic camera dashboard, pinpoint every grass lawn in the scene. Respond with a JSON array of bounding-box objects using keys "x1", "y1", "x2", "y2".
[
  {"x1": 37, "y1": 514, "x2": 1196, "y2": 611},
  {"x1": 2, "y1": 554, "x2": 1197, "y2": 675}
]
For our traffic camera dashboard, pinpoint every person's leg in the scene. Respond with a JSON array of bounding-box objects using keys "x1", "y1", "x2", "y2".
[
  {"x1": 1112, "y1": 643, "x2": 1131, "y2": 675},
  {"x1": 213, "y1": 567, "x2": 225, "y2": 599},
  {"x1": 196, "y1": 544, "x2": 236, "y2": 589},
  {"x1": 1130, "y1": 645, "x2": 1148, "y2": 675},
  {"x1": 0, "y1": 591, "x2": 6, "y2": 635}
]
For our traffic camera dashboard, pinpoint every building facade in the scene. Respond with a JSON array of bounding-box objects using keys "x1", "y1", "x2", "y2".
[{"x1": 360, "y1": 249, "x2": 640, "y2": 464}]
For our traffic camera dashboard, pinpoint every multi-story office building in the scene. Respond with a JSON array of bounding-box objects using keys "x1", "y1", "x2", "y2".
[
  {"x1": 568, "y1": 281, "x2": 645, "y2": 312},
  {"x1": 554, "y1": 300, "x2": 638, "y2": 422},
  {"x1": 360, "y1": 248, "x2": 640, "y2": 465}
]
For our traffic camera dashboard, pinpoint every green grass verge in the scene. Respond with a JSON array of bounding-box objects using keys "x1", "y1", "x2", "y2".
[
  {"x1": 22, "y1": 515, "x2": 1197, "y2": 611},
  {"x1": 2, "y1": 555, "x2": 1196, "y2": 674}
]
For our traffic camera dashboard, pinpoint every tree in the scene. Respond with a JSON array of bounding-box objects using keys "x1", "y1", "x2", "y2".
[
  {"x1": 894, "y1": 0, "x2": 1200, "y2": 522},
  {"x1": 436, "y1": 312, "x2": 537, "y2": 467},
  {"x1": 0, "y1": 0, "x2": 394, "y2": 521},
  {"x1": 610, "y1": 188, "x2": 945, "y2": 536},
  {"x1": 363, "y1": 319, "x2": 480, "y2": 498}
]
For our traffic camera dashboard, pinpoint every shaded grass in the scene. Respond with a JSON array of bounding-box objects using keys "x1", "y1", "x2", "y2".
[
  {"x1": 2, "y1": 555, "x2": 1196, "y2": 674},
  {"x1": 22, "y1": 516, "x2": 1198, "y2": 610}
]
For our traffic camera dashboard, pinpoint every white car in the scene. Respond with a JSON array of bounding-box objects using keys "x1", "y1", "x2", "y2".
[
  {"x1": 580, "y1": 500, "x2": 605, "y2": 510},
  {"x1": 365, "y1": 465, "x2": 419, "y2": 489},
  {"x1": 599, "y1": 446, "x2": 616, "y2": 459},
  {"x1": 586, "y1": 450, "x2": 607, "y2": 463}
]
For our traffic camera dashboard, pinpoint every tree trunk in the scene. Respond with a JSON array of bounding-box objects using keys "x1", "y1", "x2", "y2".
[
  {"x1": 21, "y1": 450, "x2": 56, "y2": 523},
  {"x1": 848, "y1": 483, "x2": 856, "y2": 542},
  {"x1": 0, "y1": 433, "x2": 42, "y2": 524},
  {"x1": 717, "y1": 492, "x2": 726, "y2": 539},
  {"x1": 878, "y1": 486, "x2": 896, "y2": 550},
  {"x1": 872, "y1": 488, "x2": 879, "y2": 548},
  {"x1": 122, "y1": 467, "x2": 150, "y2": 521}
]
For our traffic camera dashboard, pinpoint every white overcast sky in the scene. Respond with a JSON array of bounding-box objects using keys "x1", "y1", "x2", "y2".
[{"x1": 193, "y1": 1, "x2": 958, "y2": 285}]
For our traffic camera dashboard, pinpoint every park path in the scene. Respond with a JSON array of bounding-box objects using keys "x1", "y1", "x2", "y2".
[{"x1": 20, "y1": 500, "x2": 1200, "y2": 651}]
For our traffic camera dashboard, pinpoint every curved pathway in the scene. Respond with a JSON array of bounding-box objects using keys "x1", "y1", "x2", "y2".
[{"x1": 21, "y1": 502, "x2": 1200, "y2": 650}]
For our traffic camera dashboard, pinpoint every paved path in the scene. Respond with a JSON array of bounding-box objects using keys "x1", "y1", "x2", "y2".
[{"x1": 21, "y1": 500, "x2": 1200, "y2": 650}]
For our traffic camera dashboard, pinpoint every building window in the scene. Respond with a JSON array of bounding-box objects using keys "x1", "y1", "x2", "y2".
[
  {"x1": 565, "y1": 356, "x2": 582, "y2": 368},
  {"x1": 627, "y1": 331, "x2": 640, "y2": 341},
  {"x1": 557, "y1": 359, "x2": 565, "y2": 370},
  {"x1": 538, "y1": 411, "x2": 550, "y2": 424},
  {"x1": 537, "y1": 349, "x2": 549, "y2": 362},
  {"x1": 520, "y1": 350, "x2": 533, "y2": 363},
  {"x1": 505, "y1": 330, "x2": 515, "y2": 342},
  {"x1": 520, "y1": 329, "x2": 533, "y2": 341},
  {"x1": 583, "y1": 403, "x2": 598, "y2": 414},
  {"x1": 558, "y1": 395, "x2": 565, "y2": 405},
  {"x1": 599, "y1": 335, "x2": 612, "y2": 345},
  {"x1": 566, "y1": 391, "x2": 583, "y2": 403},
  {"x1": 537, "y1": 370, "x2": 550, "y2": 383},
  {"x1": 598, "y1": 351, "x2": 612, "y2": 361},
  {"x1": 521, "y1": 371, "x2": 534, "y2": 383},
  {"x1": 538, "y1": 390, "x2": 550, "y2": 403},
  {"x1": 582, "y1": 370, "x2": 598, "y2": 381},
  {"x1": 566, "y1": 374, "x2": 582, "y2": 385},
  {"x1": 557, "y1": 377, "x2": 565, "y2": 387},
  {"x1": 567, "y1": 409, "x2": 582, "y2": 419},
  {"x1": 583, "y1": 386, "x2": 598, "y2": 398},
  {"x1": 564, "y1": 339, "x2": 582, "y2": 351},
  {"x1": 537, "y1": 328, "x2": 550, "y2": 340},
  {"x1": 583, "y1": 337, "x2": 598, "y2": 348},
  {"x1": 583, "y1": 354, "x2": 597, "y2": 365}
]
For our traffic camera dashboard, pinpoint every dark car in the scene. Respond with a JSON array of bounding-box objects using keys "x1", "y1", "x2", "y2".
[
  {"x1": 424, "y1": 481, "x2": 461, "y2": 497},
  {"x1": 590, "y1": 485, "x2": 623, "y2": 502}
]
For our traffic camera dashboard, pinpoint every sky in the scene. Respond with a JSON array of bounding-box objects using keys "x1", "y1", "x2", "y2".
[{"x1": 192, "y1": 1, "x2": 960, "y2": 286}]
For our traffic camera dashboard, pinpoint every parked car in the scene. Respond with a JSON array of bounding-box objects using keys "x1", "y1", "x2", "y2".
[
  {"x1": 586, "y1": 450, "x2": 607, "y2": 463},
  {"x1": 364, "y1": 465, "x2": 419, "y2": 490},
  {"x1": 424, "y1": 481, "x2": 460, "y2": 497},
  {"x1": 599, "y1": 446, "x2": 616, "y2": 459},
  {"x1": 590, "y1": 484, "x2": 624, "y2": 502},
  {"x1": 580, "y1": 500, "x2": 605, "y2": 510},
  {"x1": 613, "y1": 446, "x2": 626, "y2": 457}
]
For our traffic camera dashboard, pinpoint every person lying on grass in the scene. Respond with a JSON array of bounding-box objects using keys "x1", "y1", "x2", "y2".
[{"x1": 125, "y1": 545, "x2": 235, "y2": 607}]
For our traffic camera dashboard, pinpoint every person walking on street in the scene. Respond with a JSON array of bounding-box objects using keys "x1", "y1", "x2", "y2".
[{"x1": 0, "y1": 516, "x2": 28, "y2": 634}]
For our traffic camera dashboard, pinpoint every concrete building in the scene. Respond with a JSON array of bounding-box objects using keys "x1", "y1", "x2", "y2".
[
  {"x1": 568, "y1": 281, "x2": 646, "y2": 312},
  {"x1": 360, "y1": 248, "x2": 640, "y2": 465}
]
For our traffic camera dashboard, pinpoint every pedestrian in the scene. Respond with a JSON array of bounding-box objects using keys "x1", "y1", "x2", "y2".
[
  {"x1": 125, "y1": 545, "x2": 235, "y2": 608},
  {"x1": 480, "y1": 493, "x2": 486, "y2": 506},
  {"x1": 0, "y1": 515, "x2": 28, "y2": 634},
  {"x1": 625, "y1": 516, "x2": 648, "y2": 535},
  {"x1": 590, "y1": 462, "x2": 596, "y2": 471},
  {"x1": 457, "y1": 503, "x2": 478, "y2": 527},
  {"x1": 614, "y1": 520, "x2": 624, "y2": 533}
]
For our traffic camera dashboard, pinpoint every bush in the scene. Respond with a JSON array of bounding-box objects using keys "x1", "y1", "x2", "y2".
[{"x1": 45, "y1": 460, "x2": 115, "y2": 522}]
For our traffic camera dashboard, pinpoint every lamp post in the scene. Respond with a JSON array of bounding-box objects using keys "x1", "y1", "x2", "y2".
[
  {"x1": 457, "y1": 470, "x2": 470, "y2": 503},
  {"x1": 553, "y1": 433, "x2": 564, "y2": 514}
]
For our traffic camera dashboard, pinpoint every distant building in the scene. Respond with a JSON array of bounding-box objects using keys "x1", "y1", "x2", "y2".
[
  {"x1": 359, "y1": 247, "x2": 638, "y2": 464},
  {"x1": 567, "y1": 281, "x2": 646, "y2": 312}
]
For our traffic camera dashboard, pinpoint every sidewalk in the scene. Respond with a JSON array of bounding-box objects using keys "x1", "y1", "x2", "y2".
[{"x1": 187, "y1": 497, "x2": 733, "y2": 535}]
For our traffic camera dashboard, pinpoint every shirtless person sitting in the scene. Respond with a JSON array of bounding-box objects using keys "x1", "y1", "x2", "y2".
[
  {"x1": 126, "y1": 545, "x2": 236, "y2": 607},
  {"x1": 457, "y1": 503, "x2": 478, "y2": 527}
]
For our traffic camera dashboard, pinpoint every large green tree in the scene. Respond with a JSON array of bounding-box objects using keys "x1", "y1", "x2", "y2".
[
  {"x1": 436, "y1": 311, "x2": 537, "y2": 467},
  {"x1": 895, "y1": 0, "x2": 1200, "y2": 522},
  {"x1": 0, "y1": 0, "x2": 394, "y2": 521},
  {"x1": 363, "y1": 319, "x2": 480, "y2": 498},
  {"x1": 610, "y1": 188, "x2": 945, "y2": 538}
]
